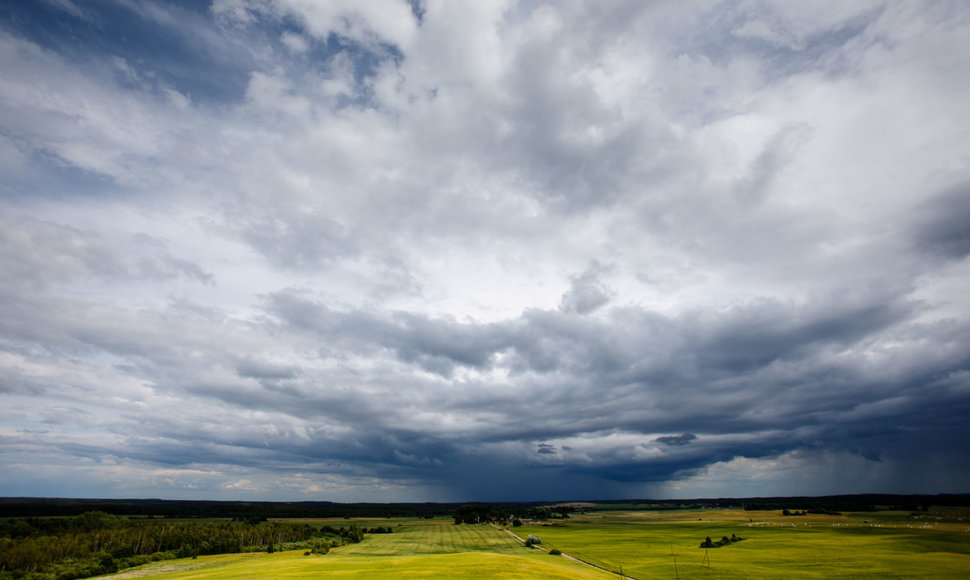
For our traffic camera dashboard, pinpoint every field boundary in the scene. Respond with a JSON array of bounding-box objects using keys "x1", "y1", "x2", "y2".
[{"x1": 491, "y1": 524, "x2": 637, "y2": 580}]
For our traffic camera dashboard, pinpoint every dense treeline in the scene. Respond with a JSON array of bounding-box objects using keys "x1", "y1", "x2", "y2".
[
  {"x1": 0, "y1": 499, "x2": 475, "y2": 520},
  {"x1": 592, "y1": 494, "x2": 970, "y2": 512},
  {"x1": 452, "y1": 504, "x2": 557, "y2": 524},
  {"x1": 737, "y1": 494, "x2": 970, "y2": 513},
  {"x1": 4, "y1": 494, "x2": 964, "y2": 521},
  {"x1": 0, "y1": 512, "x2": 360, "y2": 580}
]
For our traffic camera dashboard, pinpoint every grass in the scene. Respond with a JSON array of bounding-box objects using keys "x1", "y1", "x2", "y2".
[
  {"x1": 518, "y1": 509, "x2": 970, "y2": 579},
  {"x1": 97, "y1": 510, "x2": 970, "y2": 579},
  {"x1": 334, "y1": 518, "x2": 523, "y2": 556},
  {"x1": 97, "y1": 518, "x2": 611, "y2": 579},
  {"x1": 100, "y1": 549, "x2": 612, "y2": 579}
]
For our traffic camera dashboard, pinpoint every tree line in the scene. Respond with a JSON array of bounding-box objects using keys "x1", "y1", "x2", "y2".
[
  {"x1": 0, "y1": 498, "x2": 561, "y2": 520},
  {"x1": 6, "y1": 494, "x2": 961, "y2": 521},
  {"x1": 0, "y1": 499, "x2": 461, "y2": 520},
  {"x1": 452, "y1": 504, "x2": 565, "y2": 525},
  {"x1": 0, "y1": 511, "x2": 362, "y2": 580}
]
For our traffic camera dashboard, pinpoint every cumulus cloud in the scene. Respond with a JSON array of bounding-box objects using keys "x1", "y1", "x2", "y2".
[
  {"x1": 560, "y1": 262, "x2": 613, "y2": 314},
  {"x1": 0, "y1": 0, "x2": 968, "y2": 501}
]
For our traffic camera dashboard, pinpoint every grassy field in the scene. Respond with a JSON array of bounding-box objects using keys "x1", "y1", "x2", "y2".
[
  {"x1": 98, "y1": 550, "x2": 612, "y2": 579},
  {"x1": 97, "y1": 517, "x2": 611, "y2": 579},
  {"x1": 518, "y1": 508, "x2": 970, "y2": 579},
  {"x1": 97, "y1": 509, "x2": 970, "y2": 579}
]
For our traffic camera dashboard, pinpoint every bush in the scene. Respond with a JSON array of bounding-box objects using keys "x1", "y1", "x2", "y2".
[
  {"x1": 365, "y1": 526, "x2": 393, "y2": 534},
  {"x1": 97, "y1": 553, "x2": 118, "y2": 574},
  {"x1": 699, "y1": 534, "x2": 744, "y2": 548},
  {"x1": 120, "y1": 554, "x2": 151, "y2": 569},
  {"x1": 549, "y1": 549, "x2": 562, "y2": 555}
]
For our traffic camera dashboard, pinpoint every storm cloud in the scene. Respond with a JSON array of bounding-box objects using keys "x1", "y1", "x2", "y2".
[{"x1": 1, "y1": 0, "x2": 968, "y2": 501}]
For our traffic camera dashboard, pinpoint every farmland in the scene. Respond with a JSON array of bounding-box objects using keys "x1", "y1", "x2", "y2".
[
  {"x1": 516, "y1": 508, "x2": 970, "y2": 579},
  {"x1": 93, "y1": 518, "x2": 610, "y2": 579},
  {"x1": 82, "y1": 508, "x2": 970, "y2": 579}
]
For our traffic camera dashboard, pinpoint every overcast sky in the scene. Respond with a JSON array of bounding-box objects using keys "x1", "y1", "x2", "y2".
[{"x1": 1, "y1": 0, "x2": 969, "y2": 502}]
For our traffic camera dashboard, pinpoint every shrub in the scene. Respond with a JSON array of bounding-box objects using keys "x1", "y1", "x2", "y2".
[
  {"x1": 97, "y1": 553, "x2": 118, "y2": 574},
  {"x1": 700, "y1": 534, "x2": 744, "y2": 548},
  {"x1": 549, "y1": 549, "x2": 562, "y2": 555},
  {"x1": 121, "y1": 554, "x2": 152, "y2": 569}
]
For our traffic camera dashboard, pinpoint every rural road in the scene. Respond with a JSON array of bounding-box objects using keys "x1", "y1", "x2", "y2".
[{"x1": 491, "y1": 524, "x2": 637, "y2": 580}]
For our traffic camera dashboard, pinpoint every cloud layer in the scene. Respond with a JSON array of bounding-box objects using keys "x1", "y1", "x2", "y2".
[{"x1": 1, "y1": 0, "x2": 969, "y2": 501}]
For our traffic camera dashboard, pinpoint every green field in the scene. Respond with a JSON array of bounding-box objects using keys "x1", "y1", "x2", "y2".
[
  {"x1": 96, "y1": 518, "x2": 610, "y2": 579},
  {"x1": 97, "y1": 510, "x2": 970, "y2": 579},
  {"x1": 519, "y1": 509, "x2": 970, "y2": 579}
]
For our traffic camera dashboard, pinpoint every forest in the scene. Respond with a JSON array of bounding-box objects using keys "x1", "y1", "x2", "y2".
[
  {"x1": 0, "y1": 511, "x2": 361, "y2": 580},
  {"x1": 4, "y1": 493, "x2": 963, "y2": 520}
]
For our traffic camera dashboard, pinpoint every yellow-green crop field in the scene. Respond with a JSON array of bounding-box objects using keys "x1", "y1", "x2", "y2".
[
  {"x1": 520, "y1": 508, "x2": 970, "y2": 579},
  {"x1": 100, "y1": 509, "x2": 970, "y2": 579}
]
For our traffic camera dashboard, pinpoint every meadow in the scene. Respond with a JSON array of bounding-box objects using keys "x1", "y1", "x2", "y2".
[
  {"x1": 518, "y1": 508, "x2": 970, "y2": 579},
  {"x1": 95, "y1": 518, "x2": 610, "y2": 579},
  {"x1": 86, "y1": 508, "x2": 969, "y2": 579}
]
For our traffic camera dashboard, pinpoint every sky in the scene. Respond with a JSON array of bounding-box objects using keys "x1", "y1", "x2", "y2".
[{"x1": 1, "y1": 0, "x2": 969, "y2": 503}]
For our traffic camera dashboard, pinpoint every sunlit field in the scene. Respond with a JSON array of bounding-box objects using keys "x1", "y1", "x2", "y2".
[
  {"x1": 98, "y1": 509, "x2": 970, "y2": 579},
  {"x1": 519, "y1": 508, "x2": 970, "y2": 579},
  {"x1": 97, "y1": 517, "x2": 611, "y2": 579}
]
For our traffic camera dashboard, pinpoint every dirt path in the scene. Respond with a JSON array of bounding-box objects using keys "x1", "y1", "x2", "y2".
[
  {"x1": 92, "y1": 561, "x2": 209, "y2": 579},
  {"x1": 491, "y1": 524, "x2": 636, "y2": 580}
]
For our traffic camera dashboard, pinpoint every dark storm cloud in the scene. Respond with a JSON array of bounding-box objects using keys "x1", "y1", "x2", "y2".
[
  {"x1": 656, "y1": 433, "x2": 696, "y2": 447},
  {"x1": 4, "y1": 235, "x2": 968, "y2": 500},
  {"x1": 1, "y1": 0, "x2": 969, "y2": 501},
  {"x1": 245, "y1": 285, "x2": 970, "y2": 476}
]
